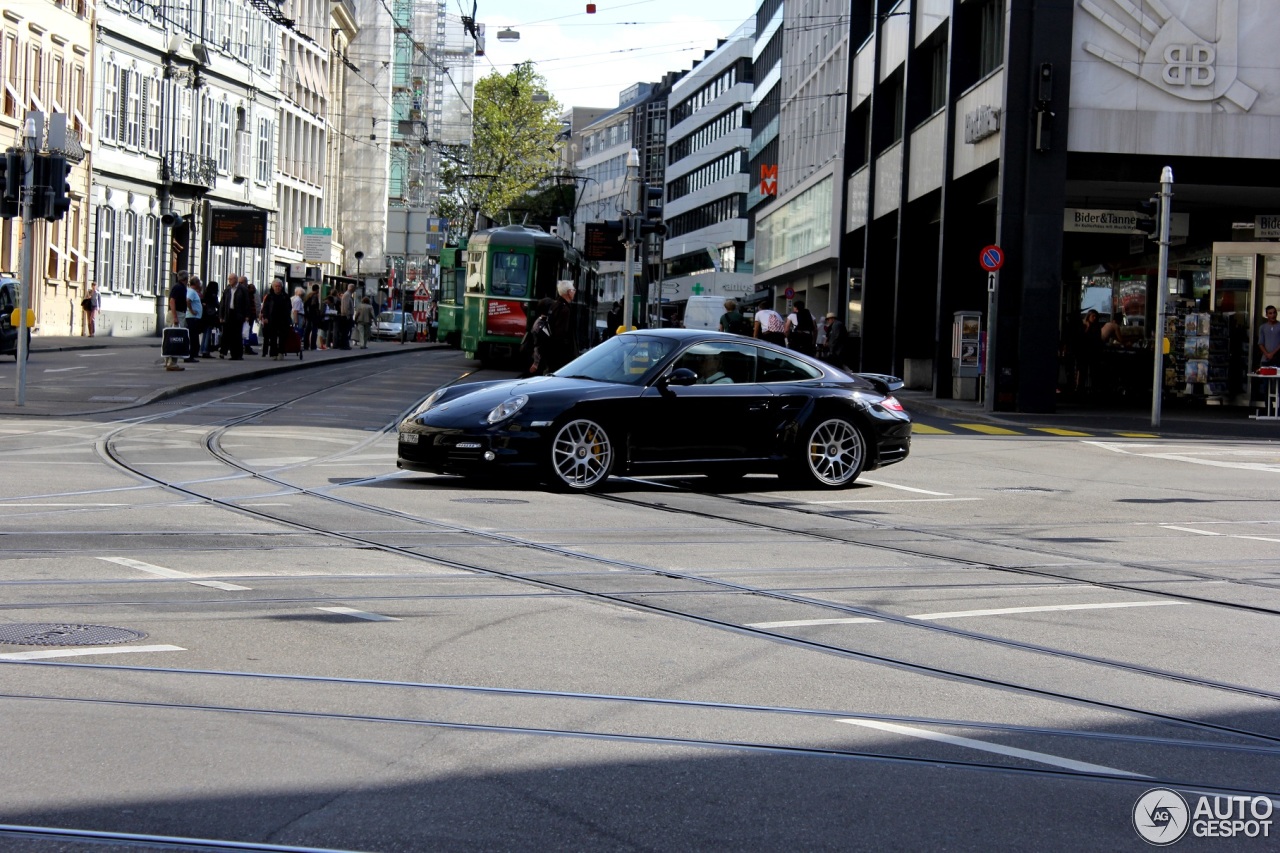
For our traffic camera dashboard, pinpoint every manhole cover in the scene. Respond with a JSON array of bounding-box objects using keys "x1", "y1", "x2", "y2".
[
  {"x1": 995, "y1": 487, "x2": 1060, "y2": 494},
  {"x1": 0, "y1": 623, "x2": 147, "y2": 647},
  {"x1": 450, "y1": 498, "x2": 529, "y2": 505}
]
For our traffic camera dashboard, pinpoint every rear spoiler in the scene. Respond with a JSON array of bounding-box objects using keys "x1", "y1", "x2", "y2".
[{"x1": 856, "y1": 373, "x2": 904, "y2": 394}]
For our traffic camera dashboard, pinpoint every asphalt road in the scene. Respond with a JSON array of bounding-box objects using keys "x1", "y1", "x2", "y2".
[{"x1": 0, "y1": 348, "x2": 1276, "y2": 852}]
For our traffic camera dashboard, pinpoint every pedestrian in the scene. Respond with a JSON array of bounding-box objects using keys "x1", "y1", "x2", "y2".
[
  {"x1": 753, "y1": 303, "x2": 786, "y2": 346},
  {"x1": 80, "y1": 282, "x2": 101, "y2": 337},
  {"x1": 260, "y1": 277, "x2": 293, "y2": 360},
  {"x1": 605, "y1": 300, "x2": 622, "y2": 340},
  {"x1": 518, "y1": 297, "x2": 555, "y2": 378},
  {"x1": 291, "y1": 286, "x2": 305, "y2": 332},
  {"x1": 200, "y1": 276, "x2": 220, "y2": 357},
  {"x1": 354, "y1": 295, "x2": 374, "y2": 348},
  {"x1": 321, "y1": 295, "x2": 337, "y2": 349},
  {"x1": 164, "y1": 270, "x2": 189, "y2": 371},
  {"x1": 719, "y1": 299, "x2": 750, "y2": 335},
  {"x1": 785, "y1": 298, "x2": 817, "y2": 356},
  {"x1": 183, "y1": 277, "x2": 203, "y2": 364},
  {"x1": 338, "y1": 284, "x2": 356, "y2": 349},
  {"x1": 821, "y1": 312, "x2": 849, "y2": 369},
  {"x1": 243, "y1": 277, "x2": 261, "y2": 355},
  {"x1": 303, "y1": 285, "x2": 322, "y2": 350},
  {"x1": 219, "y1": 273, "x2": 250, "y2": 360},
  {"x1": 1075, "y1": 309, "x2": 1103, "y2": 396},
  {"x1": 1258, "y1": 305, "x2": 1280, "y2": 367},
  {"x1": 543, "y1": 280, "x2": 577, "y2": 374}
]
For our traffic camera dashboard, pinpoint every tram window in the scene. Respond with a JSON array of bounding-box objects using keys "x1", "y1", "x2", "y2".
[{"x1": 491, "y1": 252, "x2": 531, "y2": 297}]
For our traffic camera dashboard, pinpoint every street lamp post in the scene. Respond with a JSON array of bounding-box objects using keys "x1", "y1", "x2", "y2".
[{"x1": 354, "y1": 250, "x2": 364, "y2": 280}]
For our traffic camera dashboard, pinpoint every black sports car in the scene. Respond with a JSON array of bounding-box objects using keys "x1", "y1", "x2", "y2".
[{"x1": 397, "y1": 329, "x2": 911, "y2": 490}]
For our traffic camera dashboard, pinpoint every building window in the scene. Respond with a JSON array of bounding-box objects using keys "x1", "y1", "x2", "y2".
[
  {"x1": 138, "y1": 214, "x2": 156, "y2": 296},
  {"x1": 118, "y1": 211, "x2": 136, "y2": 294},
  {"x1": 96, "y1": 207, "x2": 116, "y2": 292},
  {"x1": 978, "y1": 0, "x2": 1005, "y2": 78},
  {"x1": 102, "y1": 61, "x2": 119, "y2": 142},
  {"x1": 217, "y1": 101, "x2": 231, "y2": 172},
  {"x1": 125, "y1": 69, "x2": 141, "y2": 147},
  {"x1": 929, "y1": 41, "x2": 947, "y2": 114},
  {"x1": 256, "y1": 117, "x2": 273, "y2": 183}
]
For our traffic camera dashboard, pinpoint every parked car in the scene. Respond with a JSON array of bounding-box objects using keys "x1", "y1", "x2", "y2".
[
  {"x1": 373, "y1": 310, "x2": 418, "y2": 340},
  {"x1": 397, "y1": 329, "x2": 911, "y2": 491},
  {"x1": 0, "y1": 277, "x2": 30, "y2": 359}
]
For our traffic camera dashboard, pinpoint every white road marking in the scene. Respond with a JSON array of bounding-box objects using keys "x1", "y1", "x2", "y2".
[
  {"x1": 77, "y1": 352, "x2": 117, "y2": 357},
  {"x1": 1, "y1": 503, "x2": 126, "y2": 507},
  {"x1": 909, "y1": 601, "x2": 1182, "y2": 621},
  {"x1": 747, "y1": 600, "x2": 1180, "y2": 629},
  {"x1": 748, "y1": 617, "x2": 881, "y2": 629},
  {"x1": 837, "y1": 718, "x2": 1147, "y2": 777},
  {"x1": 315, "y1": 606, "x2": 400, "y2": 622},
  {"x1": 1161, "y1": 524, "x2": 1280, "y2": 544},
  {"x1": 1085, "y1": 441, "x2": 1280, "y2": 473},
  {"x1": 1162, "y1": 526, "x2": 1221, "y2": 536},
  {"x1": 856, "y1": 478, "x2": 951, "y2": 496},
  {"x1": 43, "y1": 367, "x2": 87, "y2": 373},
  {"x1": 0, "y1": 644, "x2": 185, "y2": 661},
  {"x1": 97, "y1": 557, "x2": 252, "y2": 591},
  {"x1": 239, "y1": 502, "x2": 293, "y2": 507},
  {"x1": 803, "y1": 497, "x2": 980, "y2": 505}
]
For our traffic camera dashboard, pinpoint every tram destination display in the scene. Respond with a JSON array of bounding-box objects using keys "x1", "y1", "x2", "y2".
[{"x1": 210, "y1": 208, "x2": 268, "y2": 248}]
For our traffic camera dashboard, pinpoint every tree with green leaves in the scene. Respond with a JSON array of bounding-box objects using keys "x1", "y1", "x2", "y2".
[{"x1": 437, "y1": 64, "x2": 563, "y2": 232}]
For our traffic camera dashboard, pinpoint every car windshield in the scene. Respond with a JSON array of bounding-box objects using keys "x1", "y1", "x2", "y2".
[
  {"x1": 553, "y1": 334, "x2": 679, "y2": 386},
  {"x1": 378, "y1": 312, "x2": 404, "y2": 323}
]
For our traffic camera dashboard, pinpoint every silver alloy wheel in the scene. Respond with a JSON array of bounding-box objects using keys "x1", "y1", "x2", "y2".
[
  {"x1": 805, "y1": 417, "x2": 866, "y2": 487},
  {"x1": 551, "y1": 418, "x2": 614, "y2": 490}
]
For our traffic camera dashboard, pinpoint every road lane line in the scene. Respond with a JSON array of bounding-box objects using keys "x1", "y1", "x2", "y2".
[
  {"x1": 1162, "y1": 526, "x2": 1222, "y2": 536},
  {"x1": 0, "y1": 645, "x2": 185, "y2": 661},
  {"x1": 747, "y1": 601, "x2": 1180, "y2": 629},
  {"x1": 803, "y1": 497, "x2": 979, "y2": 505},
  {"x1": 856, "y1": 478, "x2": 951, "y2": 495},
  {"x1": 97, "y1": 557, "x2": 252, "y2": 591},
  {"x1": 909, "y1": 601, "x2": 1182, "y2": 621},
  {"x1": 315, "y1": 606, "x2": 400, "y2": 622},
  {"x1": 747, "y1": 617, "x2": 881, "y2": 629},
  {"x1": 837, "y1": 719, "x2": 1147, "y2": 777},
  {"x1": 43, "y1": 367, "x2": 87, "y2": 373}
]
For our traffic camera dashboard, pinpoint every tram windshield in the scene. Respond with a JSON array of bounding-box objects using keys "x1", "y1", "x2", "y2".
[
  {"x1": 555, "y1": 335, "x2": 679, "y2": 386},
  {"x1": 491, "y1": 253, "x2": 531, "y2": 297}
]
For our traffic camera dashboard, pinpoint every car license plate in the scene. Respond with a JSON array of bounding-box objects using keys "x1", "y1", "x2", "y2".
[{"x1": 399, "y1": 432, "x2": 419, "y2": 444}]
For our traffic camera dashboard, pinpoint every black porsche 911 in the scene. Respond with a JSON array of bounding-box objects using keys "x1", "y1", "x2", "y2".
[{"x1": 397, "y1": 329, "x2": 911, "y2": 491}]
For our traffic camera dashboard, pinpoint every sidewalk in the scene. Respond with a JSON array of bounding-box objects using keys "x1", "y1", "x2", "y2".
[
  {"x1": 896, "y1": 387, "x2": 1280, "y2": 440},
  {"x1": 0, "y1": 333, "x2": 443, "y2": 418}
]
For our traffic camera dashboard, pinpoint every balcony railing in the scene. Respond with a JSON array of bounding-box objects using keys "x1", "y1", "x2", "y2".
[{"x1": 161, "y1": 151, "x2": 217, "y2": 190}]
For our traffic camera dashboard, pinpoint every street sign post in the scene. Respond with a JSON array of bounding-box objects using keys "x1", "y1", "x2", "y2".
[{"x1": 979, "y1": 245, "x2": 1004, "y2": 412}]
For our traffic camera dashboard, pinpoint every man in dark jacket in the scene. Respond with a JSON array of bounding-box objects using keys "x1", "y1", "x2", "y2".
[
  {"x1": 544, "y1": 280, "x2": 577, "y2": 374},
  {"x1": 219, "y1": 274, "x2": 250, "y2": 360},
  {"x1": 821, "y1": 312, "x2": 849, "y2": 369}
]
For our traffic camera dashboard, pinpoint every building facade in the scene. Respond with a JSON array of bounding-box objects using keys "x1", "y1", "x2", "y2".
[
  {"x1": 0, "y1": 0, "x2": 94, "y2": 336},
  {"x1": 833, "y1": 0, "x2": 1280, "y2": 412},
  {"x1": 662, "y1": 20, "x2": 755, "y2": 308}
]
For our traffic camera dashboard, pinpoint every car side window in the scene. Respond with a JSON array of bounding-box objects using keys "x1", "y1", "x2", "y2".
[
  {"x1": 756, "y1": 348, "x2": 822, "y2": 383},
  {"x1": 0, "y1": 285, "x2": 13, "y2": 312},
  {"x1": 673, "y1": 342, "x2": 756, "y2": 384}
]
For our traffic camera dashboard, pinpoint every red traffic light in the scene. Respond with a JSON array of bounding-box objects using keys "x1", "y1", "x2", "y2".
[{"x1": 586, "y1": 3, "x2": 597, "y2": 12}]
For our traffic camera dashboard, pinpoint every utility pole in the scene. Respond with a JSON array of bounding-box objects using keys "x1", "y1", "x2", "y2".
[
  {"x1": 1151, "y1": 166, "x2": 1174, "y2": 428},
  {"x1": 15, "y1": 115, "x2": 39, "y2": 406},
  {"x1": 622, "y1": 148, "x2": 639, "y2": 331}
]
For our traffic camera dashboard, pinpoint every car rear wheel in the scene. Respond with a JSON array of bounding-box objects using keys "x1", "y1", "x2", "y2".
[
  {"x1": 799, "y1": 417, "x2": 866, "y2": 488},
  {"x1": 550, "y1": 418, "x2": 614, "y2": 491}
]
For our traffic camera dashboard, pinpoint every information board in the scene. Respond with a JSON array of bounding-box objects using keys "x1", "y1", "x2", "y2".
[
  {"x1": 210, "y1": 209, "x2": 268, "y2": 248},
  {"x1": 584, "y1": 223, "x2": 625, "y2": 262}
]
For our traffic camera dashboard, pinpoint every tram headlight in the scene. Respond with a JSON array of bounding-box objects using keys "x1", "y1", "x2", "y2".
[
  {"x1": 412, "y1": 388, "x2": 447, "y2": 417},
  {"x1": 486, "y1": 395, "x2": 528, "y2": 424}
]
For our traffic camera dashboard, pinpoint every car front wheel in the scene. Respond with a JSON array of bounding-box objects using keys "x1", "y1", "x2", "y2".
[
  {"x1": 549, "y1": 418, "x2": 614, "y2": 491},
  {"x1": 798, "y1": 417, "x2": 866, "y2": 488}
]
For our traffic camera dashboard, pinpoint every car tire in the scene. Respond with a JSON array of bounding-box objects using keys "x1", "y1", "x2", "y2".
[
  {"x1": 549, "y1": 417, "x2": 614, "y2": 491},
  {"x1": 796, "y1": 416, "x2": 866, "y2": 488}
]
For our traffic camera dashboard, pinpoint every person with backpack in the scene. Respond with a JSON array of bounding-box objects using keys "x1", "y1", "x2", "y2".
[
  {"x1": 785, "y1": 298, "x2": 817, "y2": 356},
  {"x1": 719, "y1": 299, "x2": 751, "y2": 335}
]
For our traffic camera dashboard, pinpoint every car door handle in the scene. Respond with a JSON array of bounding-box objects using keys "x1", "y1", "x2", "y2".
[{"x1": 747, "y1": 402, "x2": 770, "y2": 412}]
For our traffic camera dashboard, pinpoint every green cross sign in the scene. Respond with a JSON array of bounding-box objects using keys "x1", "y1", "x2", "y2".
[{"x1": 690, "y1": 282, "x2": 705, "y2": 295}]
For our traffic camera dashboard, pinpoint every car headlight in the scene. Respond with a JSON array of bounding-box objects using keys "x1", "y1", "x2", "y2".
[
  {"x1": 486, "y1": 395, "x2": 528, "y2": 424},
  {"x1": 411, "y1": 388, "x2": 447, "y2": 417}
]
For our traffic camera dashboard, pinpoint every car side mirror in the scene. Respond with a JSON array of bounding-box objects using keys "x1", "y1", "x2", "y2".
[{"x1": 659, "y1": 367, "x2": 698, "y2": 392}]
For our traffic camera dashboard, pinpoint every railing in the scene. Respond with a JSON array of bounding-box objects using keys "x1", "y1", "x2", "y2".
[{"x1": 161, "y1": 151, "x2": 217, "y2": 189}]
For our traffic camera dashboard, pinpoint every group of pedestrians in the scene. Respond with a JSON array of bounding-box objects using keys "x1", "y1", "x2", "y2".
[
  {"x1": 722, "y1": 297, "x2": 851, "y2": 368},
  {"x1": 161, "y1": 272, "x2": 381, "y2": 371}
]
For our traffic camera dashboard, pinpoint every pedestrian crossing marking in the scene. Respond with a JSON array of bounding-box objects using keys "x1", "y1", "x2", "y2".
[
  {"x1": 954, "y1": 423, "x2": 1022, "y2": 435},
  {"x1": 1031, "y1": 427, "x2": 1091, "y2": 437},
  {"x1": 910, "y1": 424, "x2": 952, "y2": 434}
]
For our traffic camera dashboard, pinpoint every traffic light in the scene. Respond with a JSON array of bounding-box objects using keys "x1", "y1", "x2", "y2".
[
  {"x1": 1134, "y1": 196, "x2": 1159, "y2": 238},
  {"x1": 603, "y1": 218, "x2": 630, "y2": 241},
  {"x1": 635, "y1": 182, "x2": 667, "y2": 238},
  {"x1": 30, "y1": 153, "x2": 60, "y2": 221},
  {"x1": 0, "y1": 148, "x2": 21, "y2": 220},
  {"x1": 46, "y1": 154, "x2": 72, "y2": 221}
]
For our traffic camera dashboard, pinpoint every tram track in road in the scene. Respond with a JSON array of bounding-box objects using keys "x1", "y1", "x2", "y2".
[{"x1": 60, "y1": 398, "x2": 1280, "y2": 752}]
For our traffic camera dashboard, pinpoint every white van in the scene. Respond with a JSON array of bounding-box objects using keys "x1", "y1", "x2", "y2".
[{"x1": 682, "y1": 295, "x2": 732, "y2": 331}]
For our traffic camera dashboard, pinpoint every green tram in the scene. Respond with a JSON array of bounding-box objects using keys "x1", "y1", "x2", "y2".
[
  {"x1": 435, "y1": 239, "x2": 466, "y2": 348},
  {"x1": 448, "y1": 224, "x2": 587, "y2": 365}
]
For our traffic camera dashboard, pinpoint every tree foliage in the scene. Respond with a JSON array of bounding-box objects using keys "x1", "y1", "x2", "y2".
[{"x1": 437, "y1": 65, "x2": 562, "y2": 231}]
